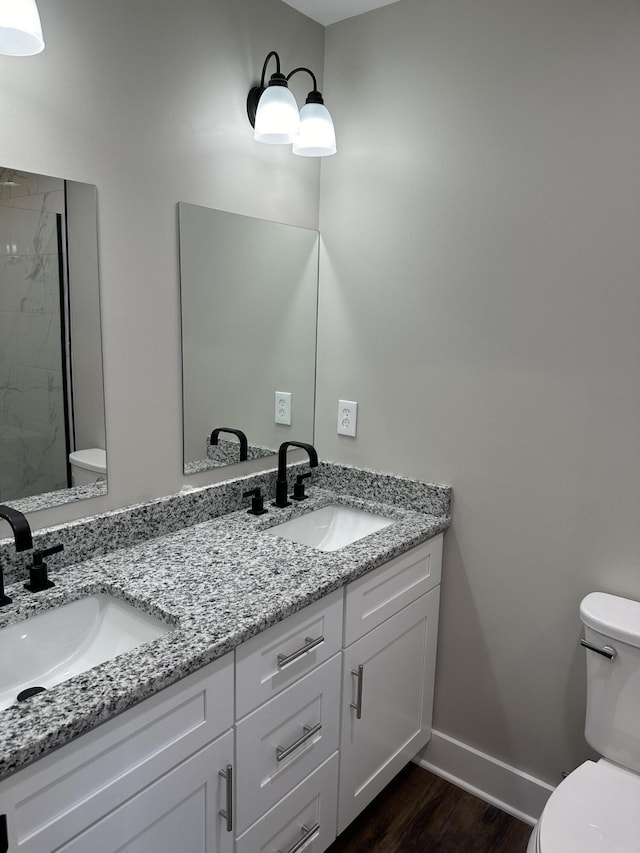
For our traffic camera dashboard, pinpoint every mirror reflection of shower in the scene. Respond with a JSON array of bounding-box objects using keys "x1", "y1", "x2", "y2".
[{"x1": 0, "y1": 169, "x2": 106, "y2": 505}]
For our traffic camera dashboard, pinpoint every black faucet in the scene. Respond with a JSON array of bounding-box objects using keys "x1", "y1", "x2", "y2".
[
  {"x1": 274, "y1": 442, "x2": 318, "y2": 508},
  {"x1": 0, "y1": 504, "x2": 33, "y2": 606},
  {"x1": 210, "y1": 427, "x2": 248, "y2": 462}
]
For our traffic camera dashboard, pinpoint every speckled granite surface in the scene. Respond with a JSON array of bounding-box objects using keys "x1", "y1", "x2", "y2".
[
  {"x1": 0, "y1": 463, "x2": 451, "y2": 781},
  {"x1": 0, "y1": 461, "x2": 450, "y2": 587},
  {"x1": 315, "y1": 462, "x2": 451, "y2": 517},
  {"x1": 184, "y1": 437, "x2": 276, "y2": 473},
  {"x1": 4, "y1": 480, "x2": 108, "y2": 515},
  {"x1": 1, "y1": 465, "x2": 303, "y2": 586}
]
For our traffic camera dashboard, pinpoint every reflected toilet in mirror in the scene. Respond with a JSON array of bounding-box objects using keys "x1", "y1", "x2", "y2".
[{"x1": 69, "y1": 448, "x2": 107, "y2": 487}]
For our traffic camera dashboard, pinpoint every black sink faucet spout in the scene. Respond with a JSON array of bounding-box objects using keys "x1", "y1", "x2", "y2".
[
  {"x1": 0, "y1": 504, "x2": 33, "y2": 606},
  {"x1": 210, "y1": 427, "x2": 248, "y2": 462},
  {"x1": 274, "y1": 442, "x2": 318, "y2": 508}
]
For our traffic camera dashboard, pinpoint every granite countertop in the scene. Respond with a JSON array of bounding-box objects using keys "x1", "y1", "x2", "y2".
[{"x1": 0, "y1": 484, "x2": 449, "y2": 782}]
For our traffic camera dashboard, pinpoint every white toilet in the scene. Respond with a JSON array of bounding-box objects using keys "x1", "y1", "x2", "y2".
[
  {"x1": 69, "y1": 448, "x2": 107, "y2": 486},
  {"x1": 527, "y1": 592, "x2": 640, "y2": 852}
]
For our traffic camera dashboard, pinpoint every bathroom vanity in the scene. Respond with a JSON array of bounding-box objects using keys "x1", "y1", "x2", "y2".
[{"x1": 0, "y1": 463, "x2": 450, "y2": 852}]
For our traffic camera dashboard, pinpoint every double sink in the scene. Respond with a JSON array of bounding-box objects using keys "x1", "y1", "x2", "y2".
[{"x1": 0, "y1": 504, "x2": 393, "y2": 712}]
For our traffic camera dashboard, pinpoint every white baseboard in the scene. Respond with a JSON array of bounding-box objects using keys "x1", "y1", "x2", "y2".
[{"x1": 414, "y1": 729, "x2": 555, "y2": 826}]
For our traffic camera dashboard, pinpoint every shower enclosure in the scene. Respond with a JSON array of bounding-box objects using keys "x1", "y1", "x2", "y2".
[{"x1": 0, "y1": 176, "x2": 72, "y2": 501}]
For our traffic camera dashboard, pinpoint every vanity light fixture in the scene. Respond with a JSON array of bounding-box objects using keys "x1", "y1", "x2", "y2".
[
  {"x1": 247, "y1": 51, "x2": 336, "y2": 157},
  {"x1": 0, "y1": 0, "x2": 45, "y2": 56}
]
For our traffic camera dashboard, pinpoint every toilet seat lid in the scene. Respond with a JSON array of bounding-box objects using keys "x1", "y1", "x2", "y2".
[{"x1": 539, "y1": 760, "x2": 640, "y2": 853}]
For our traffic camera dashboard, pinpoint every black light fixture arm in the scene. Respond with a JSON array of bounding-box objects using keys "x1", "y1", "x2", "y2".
[
  {"x1": 260, "y1": 51, "x2": 283, "y2": 87},
  {"x1": 248, "y1": 50, "x2": 289, "y2": 127},
  {"x1": 286, "y1": 66, "x2": 325, "y2": 104}
]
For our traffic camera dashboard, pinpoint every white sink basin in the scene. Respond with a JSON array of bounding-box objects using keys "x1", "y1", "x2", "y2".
[
  {"x1": 266, "y1": 504, "x2": 393, "y2": 552},
  {"x1": 0, "y1": 594, "x2": 172, "y2": 711}
]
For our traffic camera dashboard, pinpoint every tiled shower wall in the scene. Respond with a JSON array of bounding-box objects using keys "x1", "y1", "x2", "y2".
[{"x1": 0, "y1": 172, "x2": 68, "y2": 500}]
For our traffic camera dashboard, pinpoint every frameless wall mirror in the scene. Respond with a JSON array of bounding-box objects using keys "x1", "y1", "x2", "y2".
[
  {"x1": 0, "y1": 168, "x2": 107, "y2": 511},
  {"x1": 179, "y1": 204, "x2": 318, "y2": 474}
]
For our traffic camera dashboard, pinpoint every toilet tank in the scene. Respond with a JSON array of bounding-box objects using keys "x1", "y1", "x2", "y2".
[{"x1": 580, "y1": 592, "x2": 640, "y2": 774}]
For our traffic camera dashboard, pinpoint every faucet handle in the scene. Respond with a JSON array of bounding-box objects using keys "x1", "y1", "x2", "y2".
[
  {"x1": 24, "y1": 543, "x2": 64, "y2": 593},
  {"x1": 243, "y1": 487, "x2": 268, "y2": 516},
  {"x1": 36, "y1": 543, "x2": 64, "y2": 561},
  {"x1": 291, "y1": 472, "x2": 312, "y2": 501}
]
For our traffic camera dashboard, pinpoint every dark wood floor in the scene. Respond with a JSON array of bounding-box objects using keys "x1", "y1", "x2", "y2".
[{"x1": 327, "y1": 764, "x2": 533, "y2": 852}]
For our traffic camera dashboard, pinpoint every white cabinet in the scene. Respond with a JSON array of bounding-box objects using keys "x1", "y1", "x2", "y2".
[
  {"x1": 0, "y1": 655, "x2": 234, "y2": 853},
  {"x1": 235, "y1": 533, "x2": 443, "y2": 847},
  {"x1": 337, "y1": 534, "x2": 442, "y2": 834},
  {"x1": 338, "y1": 587, "x2": 440, "y2": 833},
  {"x1": 0, "y1": 533, "x2": 443, "y2": 853}
]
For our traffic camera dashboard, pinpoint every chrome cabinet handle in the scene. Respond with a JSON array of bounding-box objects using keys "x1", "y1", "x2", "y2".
[
  {"x1": 277, "y1": 635, "x2": 325, "y2": 669},
  {"x1": 580, "y1": 638, "x2": 617, "y2": 660},
  {"x1": 218, "y1": 764, "x2": 233, "y2": 832},
  {"x1": 350, "y1": 664, "x2": 364, "y2": 719},
  {"x1": 276, "y1": 723, "x2": 322, "y2": 762},
  {"x1": 276, "y1": 823, "x2": 321, "y2": 853}
]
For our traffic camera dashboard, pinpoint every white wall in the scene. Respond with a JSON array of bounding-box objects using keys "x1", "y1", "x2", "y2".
[
  {"x1": 319, "y1": 0, "x2": 640, "y2": 784},
  {"x1": 0, "y1": 0, "x2": 324, "y2": 526}
]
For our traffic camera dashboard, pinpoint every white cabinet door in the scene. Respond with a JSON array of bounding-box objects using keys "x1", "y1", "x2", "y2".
[
  {"x1": 0, "y1": 655, "x2": 234, "y2": 853},
  {"x1": 338, "y1": 587, "x2": 440, "y2": 834},
  {"x1": 56, "y1": 730, "x2": 234, "y2": 853}
]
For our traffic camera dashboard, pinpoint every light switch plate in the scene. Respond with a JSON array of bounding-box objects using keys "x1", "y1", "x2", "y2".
[
  {"x1": 337, "y1": 400, "x2": 358, "y2": 437},
  {"x1": 275, "y1": 391, "x2": 292, "y2": 425}
]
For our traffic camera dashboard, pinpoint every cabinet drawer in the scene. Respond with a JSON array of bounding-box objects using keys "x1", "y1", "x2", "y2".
[
  {"x1": 236, "y1": 588, "x2": 343, "y2": 719},
  {"x1": 236, "y1": 753, "x2": 338, "y2": 853},
  {"x1": 0, "y1": 655, "x2": 233, "y2": 853},
  {"x1": 344, "y1": 534, "x2": 442, "y2": 646},
  {"x1": 235, "y1": 653, "x2": 341, "y2": 834}
]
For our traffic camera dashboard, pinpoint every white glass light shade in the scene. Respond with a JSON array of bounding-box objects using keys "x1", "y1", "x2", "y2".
[
  {"x1": 0, "y1": 0, "x2": 44, "y2": 55},
  {"x1": 254, "y1": 86, "x2": 300, "y2": 144},
  {"x1": 292, "y1": 102, "x2": 337, "y2": 157}
]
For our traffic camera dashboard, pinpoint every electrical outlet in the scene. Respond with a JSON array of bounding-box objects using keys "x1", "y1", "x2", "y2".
[
  {"x1": 337, "y1": 399, "x2": 358, "y2": 437},
  {"x1": 275, "y1": 391, "x2": 292, "y2": 425}
]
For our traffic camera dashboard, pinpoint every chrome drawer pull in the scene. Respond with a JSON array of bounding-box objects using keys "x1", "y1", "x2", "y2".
[
  {"x1": 277, "y1": 635, "x2": 325, "y2": 669},
  {"x1": 276, "y1": 823, "x2": 321, "y2": 853},
  {"x1": 580, "y1": 639, "x2": 617, "y2": 660},
  {"x1": 350, "y1": 664, "x2": 364, "y2": 719},
  {"x1": 276, "y1": 723, "x2": 322, "y2": 762},
  {"x1": 218, "y1": 764, "x2": 233, "y2": 832}
]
